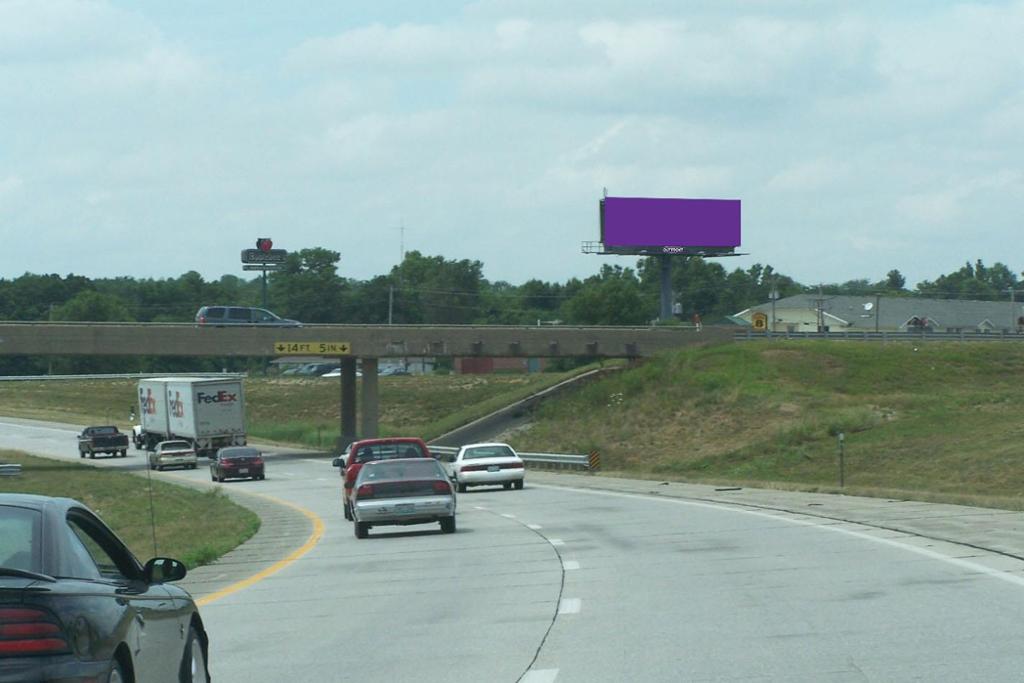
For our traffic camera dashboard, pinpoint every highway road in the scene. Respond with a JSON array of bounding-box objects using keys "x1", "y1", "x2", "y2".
[{"x1": 4, "y1": 416, "x2": 1024, "y2": 681}]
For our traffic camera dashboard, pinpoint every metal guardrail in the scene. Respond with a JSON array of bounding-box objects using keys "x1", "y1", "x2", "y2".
[
  {"x1": 735, "y1": 330, "x2": 1024, "y2": 343},
  {"x1": 0, "y1": 463, "x2": 23, "y2": 476},
  {"x1": 428, "y1": 445, "x2": 594, "y2": 472},
  {"x1": 0, "y1": 372, "x2": 248, "y2": 382}
]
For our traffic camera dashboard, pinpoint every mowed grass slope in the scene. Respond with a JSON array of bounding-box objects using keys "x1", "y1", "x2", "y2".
[
  {"x1": 0, "y1": 370, "x2": 590, "y2": 448},
  {"x1": 513, "y1": 342, "x2": 1024, "y2": 509},
  {"x1": 0, "y1": 451, "x2": 260, "y2": 568}
]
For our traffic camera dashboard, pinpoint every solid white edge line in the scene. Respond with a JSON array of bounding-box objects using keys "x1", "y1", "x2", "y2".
[{"x1": 532, "y1": 484, "x2": 1024, "y2": 589}]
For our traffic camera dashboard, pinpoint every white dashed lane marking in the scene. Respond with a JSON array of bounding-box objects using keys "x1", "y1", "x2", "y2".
[
  {"x1": 562, "y1": 560, "x2": 580, "y2": 571},
  {"x1": 527, "y1": 524, "x2": 542, "y2": 530},
  {"x1": 522, "y1": 670, "x2": 559, "y2": 683},
  {"x1": 549, "y1": 539, "x2": 565, "y2": 546},
  {"x1": 558, "y1": 598, "x2": 582, "y2": 614}
]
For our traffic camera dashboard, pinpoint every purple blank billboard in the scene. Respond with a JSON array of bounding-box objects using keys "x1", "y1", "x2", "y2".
[{"x1": 601, "y1": 197, "x2": 741, "y2": 248}]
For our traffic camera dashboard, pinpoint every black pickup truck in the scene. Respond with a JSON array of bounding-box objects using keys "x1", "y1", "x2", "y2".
[{"x1": 78, "y1": 425, "x2": 130, "y2": 458}]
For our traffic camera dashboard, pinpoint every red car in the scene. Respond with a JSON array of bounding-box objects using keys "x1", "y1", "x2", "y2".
[
  {"x1": 332, "y1": 438, "x2": 431, "y2": 520},
  {"x1": 210, "y1": 446, "x2": 265, "y2": 482}
]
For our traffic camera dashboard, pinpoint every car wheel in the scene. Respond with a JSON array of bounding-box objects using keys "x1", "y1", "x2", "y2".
[
  {"x1": 343, "y1": 502, "x2": 352, "y2": 521},
  {"x1": 503, "y1": 482, "x2": 512, "y2": 490},
  {"x1": 217, "y1": 474, "x2": 224, "y2": 483},
  {"x1": 259, "y1": 474, "x2": 266, "y2": 480},
  {"x1": 88, "y1": 451, "x2": 95, "y2": 459},
  {"x1": 354, "y1": 521, "x2": 369, "y2": 539},
  {"x1": 121, "y1": 450, "x2": 127, "y2": 457},
  {"x1": 514, "y1": 479, "x2": 524, "y2": 490},
  {"x1": 80, "y1": 451, "x2": 85, "y2": 458},
  {"x1": 457, "y1": 482, "x2": 467, "y2": 493},
  {"x1": 210, "y1": 472, "x2": 216, "y2": 482},
  {"x1": 179, "y1": 625, "x2": 209, "y2": 683},
  {"x1": 440, "y1": 515, "x2": 456, "y2": 534},
  {"x1": 157, "y1": 465, "x2": 164, "y2": 472},
  {"x1": 106, "y1": 657, "x2": 126, "y2": 683}
]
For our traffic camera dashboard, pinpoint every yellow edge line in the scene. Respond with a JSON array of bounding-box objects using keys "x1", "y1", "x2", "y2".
[
  {"x1": 153, "y1": 471, "x2": 326, "y2": 608},
  {"x1": 193, "y1": 489, "x2": 325, "y2": 607}
]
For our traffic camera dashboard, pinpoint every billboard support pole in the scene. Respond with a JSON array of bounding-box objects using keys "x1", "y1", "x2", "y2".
[{"x1": 659, "y1": 254, "x2": 673, "y2": 322}]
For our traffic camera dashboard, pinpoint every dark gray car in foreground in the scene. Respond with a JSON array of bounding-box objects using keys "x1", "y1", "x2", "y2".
[{"x1": 0, "y1": 494, "x2": 210, "y2": 682}]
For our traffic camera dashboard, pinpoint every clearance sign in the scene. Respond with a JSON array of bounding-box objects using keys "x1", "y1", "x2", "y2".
[{"x1": 274, "y1": 341, "x2": 351, "y2": 355}]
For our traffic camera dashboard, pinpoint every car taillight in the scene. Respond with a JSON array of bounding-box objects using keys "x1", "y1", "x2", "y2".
[
  {"x1": 198, "y1": 315, "x2": 206, "y2": 324},
  {"x1": 432, "y1": 480, "x2": 451, "y2": 495},
  {"x1": 253, "y1": 458, "x2": 263, "y2": 465},
  {"x1": 356, "y1": 484, "x2": 374, "y2": 499},
  {"x1": 0, "y1": 607, "x2": 70, "y2": 656}
]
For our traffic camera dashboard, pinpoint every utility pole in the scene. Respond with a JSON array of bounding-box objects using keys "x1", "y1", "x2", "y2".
[
  {"x1": 769, "y1": 277, "x2": 779, "y2": 337},
  {"x1": 1009, "y1": 288, "x2": 1018, "y2": 333},
  {"x1": 875, "y1": 293, "x2": 881, "y2": 333}
]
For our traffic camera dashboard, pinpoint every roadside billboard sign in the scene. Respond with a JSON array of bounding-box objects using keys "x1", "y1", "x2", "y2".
[{"x1": 600, "y1": 197, "x2": 741, "y2": 249}]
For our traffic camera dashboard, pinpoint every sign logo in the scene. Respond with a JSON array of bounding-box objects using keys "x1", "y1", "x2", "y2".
[
  {"x1": 197, "y1": 390, "x2": 238, "y2": 404},
  {"x1": 256, "y1": 238, "x2": 273, "y2": 252},
  {"x1": 139, "y1": 388, "x2": 157, "y2": 415},
  {"x1": 170, "y1": 391, "x2": 184, "y2": 418},
  {"x1": 752, "y1": 312, "x2": 769, "y2": 331}
]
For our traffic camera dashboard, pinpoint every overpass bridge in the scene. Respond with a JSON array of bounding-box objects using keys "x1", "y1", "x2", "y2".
[{"x1": 0, "y1": 322, "x2": 731, "y2": 448}]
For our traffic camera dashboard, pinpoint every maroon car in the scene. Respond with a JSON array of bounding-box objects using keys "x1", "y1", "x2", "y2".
[{"x1": 210, "y1": 446, "x2": 265, "y2": 482}]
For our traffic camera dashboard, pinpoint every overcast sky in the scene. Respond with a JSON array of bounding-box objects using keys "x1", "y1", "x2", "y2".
[{"x1": 2, "y1": 0, "x2": 1022, "y2": 289}]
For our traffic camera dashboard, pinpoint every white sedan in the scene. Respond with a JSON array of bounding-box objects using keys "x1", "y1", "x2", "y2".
[
  {"x1": 446, "y1": 442, "x2": 525, "y2": 493},
  {"x1": 148, "y1": 440, "x2": 198, "y2": 471}
]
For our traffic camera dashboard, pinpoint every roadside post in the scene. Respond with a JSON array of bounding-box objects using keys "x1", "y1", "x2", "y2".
[{"x1": 837, "y1": 432, "x2": 845, "y2": 488}]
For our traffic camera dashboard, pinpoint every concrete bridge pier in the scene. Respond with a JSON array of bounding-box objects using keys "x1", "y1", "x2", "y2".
[
  {"x1": 361, "y1": 357, "x2": 379, "y2": 439},
  {"x1": 338, "y1": 357, "x2": 357, "y2": 450}
]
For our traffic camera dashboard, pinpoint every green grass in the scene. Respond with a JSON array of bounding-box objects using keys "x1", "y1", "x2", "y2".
[
  {"x1": 513, "y1": 341, "x2": 1024, "y2": 510},
  {"x1": 0, "y1": 450, "x2": 260, "y2": 568}
]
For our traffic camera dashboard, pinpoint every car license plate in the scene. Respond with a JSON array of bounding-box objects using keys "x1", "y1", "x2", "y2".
[
  {"x1": 487, "y1": 465, "x2": 500, "y2": 472},
  {"x1": 239, "y1": 468, "x2": 249, "y2": 474},
  {"x1": 395, "y1": 503, "x2": 415, "y2": 514}
]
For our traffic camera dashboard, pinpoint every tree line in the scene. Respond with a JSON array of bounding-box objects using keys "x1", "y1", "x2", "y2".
[{"x1": 0, "y1": 250, "x2": 1019, "y2": 375}]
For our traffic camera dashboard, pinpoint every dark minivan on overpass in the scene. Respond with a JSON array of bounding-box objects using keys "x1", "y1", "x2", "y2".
[{"x1": 195, "y1": 306, "x2": 301, "y2": 327}]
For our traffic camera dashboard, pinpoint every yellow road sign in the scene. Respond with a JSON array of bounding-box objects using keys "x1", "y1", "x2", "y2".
[{"x1": 273, "y1": 341, "x2": 351, "y2": 355}]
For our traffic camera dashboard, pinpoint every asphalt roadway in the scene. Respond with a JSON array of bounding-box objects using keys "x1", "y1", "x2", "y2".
[{"x1": 2, "y1": 416, "x2": 1024, "y2": 682}]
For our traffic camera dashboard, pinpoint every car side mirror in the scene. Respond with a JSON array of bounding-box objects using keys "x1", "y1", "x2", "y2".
[
  {"x1": 143, "y1": 557, "x2": 187, "y2": 584},
  {"x1": 332, "y1": 457, "x2": 344, "y2": 467},
  {"x1": 344, "y1": 480, "x2": 354, "y2": 489}
]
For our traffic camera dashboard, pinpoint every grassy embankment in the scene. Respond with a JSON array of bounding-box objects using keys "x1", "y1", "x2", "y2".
[
  {"x1": 513, "y1": 341, "x2": 1024, "y2": 510},
  {"x1": 0, "y1": 450, "x2": 260, "y2": 568},
  {"x1": 0, "y1": 368, "x2": 600, "y2": 448}
]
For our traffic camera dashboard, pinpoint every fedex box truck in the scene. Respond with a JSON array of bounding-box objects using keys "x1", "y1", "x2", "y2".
[{"x1": 137, "y1": 377, "x2": 247, "y2": 457}]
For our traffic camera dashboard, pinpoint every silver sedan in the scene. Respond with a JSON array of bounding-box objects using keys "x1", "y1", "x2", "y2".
[{"x1": 351, "y1": 458, "x2": 456, "y2": 539}]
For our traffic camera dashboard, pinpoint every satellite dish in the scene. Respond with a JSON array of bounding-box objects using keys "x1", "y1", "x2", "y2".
[{"x1": 863, "y1": 302, "x2": 874, "y2": 311}]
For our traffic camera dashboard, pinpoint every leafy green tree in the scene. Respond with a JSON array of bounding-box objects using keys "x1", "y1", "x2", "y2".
[
  {"x1": 52, "y1": 291, "x2": 135, "y2": 322},
  {"x1": 390, "y1": 251, "x2": 485, "y2": 324},
  {"x1": 562, "y1": 265, "x2": 651, "y2": 325},
  {"x1": 269, "y1": 248, "x2": 347, "y2": 323}
]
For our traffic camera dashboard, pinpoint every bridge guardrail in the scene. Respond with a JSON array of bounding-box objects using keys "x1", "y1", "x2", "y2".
[
  {"x1": 0, "y1": 372, "x2": 248, "y2": 382},
  {"x1": 428, "y1": 445, "x2": 593, "y2": 472},
  {"x1": 735, "y1": 330, "x2": 1024, "y2": 343}
]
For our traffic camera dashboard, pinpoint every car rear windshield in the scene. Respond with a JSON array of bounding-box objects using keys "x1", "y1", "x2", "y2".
[
  {"x1": 463, "y1": 445, "x2": 516, "y2": 460},
  {"x1": 0, "y1": 506, "x2": 41, "y2": 574},
  {"x1": 90, "y1": 426, "x2": 118, "y2": 435},
  {"x1": 163, "y1": 441, "x2": 191, "y2": 451},
  {"x1": 220, "y1": 449, "x2": 258, "y2": 460},
  {"x1": 360, "y1": 460, "x2": 444, "y2": 482},
  {"x1": 353, "y1": 442, "x2": 425, "y2": 463}
]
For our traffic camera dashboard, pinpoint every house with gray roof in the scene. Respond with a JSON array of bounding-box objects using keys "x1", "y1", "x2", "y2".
[{"x1": 734, "y1": 295, "x2": 1024, "y2": 334}]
